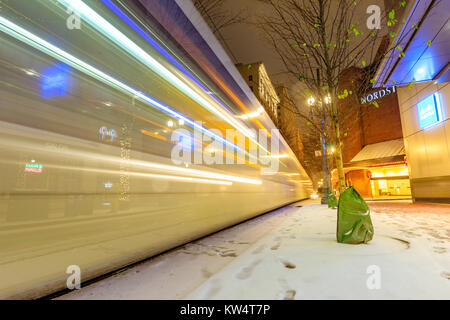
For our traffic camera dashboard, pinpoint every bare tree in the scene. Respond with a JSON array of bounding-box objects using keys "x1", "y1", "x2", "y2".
[
  {"x1": 193, "y1": 0, "x2": 246, "y2": 35},
  {"x1": 256, "y1": 0, "x2": 420, "y2": 193}
]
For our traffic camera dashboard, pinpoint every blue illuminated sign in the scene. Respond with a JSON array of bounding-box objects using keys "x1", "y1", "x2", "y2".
[
  {"x1": 41, "y1": 63, "x2": 70, "y2": 99},
  {"x1": 178, "y1": 134, "x2": 193, "y2": 151},
  {"x1": 417, "y1": 93, "x2": 442, "y2": 129},
  {"x1": 99, "y1": 126, "x2": 117, "y2": 141}
]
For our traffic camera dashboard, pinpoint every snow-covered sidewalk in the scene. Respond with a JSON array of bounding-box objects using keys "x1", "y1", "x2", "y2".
[{"x1": 59, "y1": 200, "x2": 450, "y2": 300}]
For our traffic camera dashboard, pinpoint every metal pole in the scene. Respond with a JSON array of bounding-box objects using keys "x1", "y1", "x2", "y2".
[
  {"x1": 317, "y1": 68, "x2": 329, "y2": 205},
  {"x1": 321, "y1": 119, "x2": 329, "y2": 204}
]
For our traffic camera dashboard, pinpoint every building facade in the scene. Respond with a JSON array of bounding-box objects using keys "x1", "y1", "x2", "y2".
[
  {"x1": 235, "y1": 62, "x2": 279, "y2": 125},
  {"x1": 333, "y1": 67, "x2": 411, "y2": 199},
  {"x1": 276, "y1": 85, "x2": 304, "y2": 165},
  {"x1": 396, "y1": 81, "x2": 450, "y2": 203},
  {"x1": 375, "y1": 0, "x2": 450, "y2": 203},
  {"x1": 236, "y1": 62, "x2": 305, "y2": 165}
]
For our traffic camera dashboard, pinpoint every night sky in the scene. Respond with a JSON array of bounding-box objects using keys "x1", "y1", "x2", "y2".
[{"x1": 216, "y1": 0, "x2": 387, "y2": 111}]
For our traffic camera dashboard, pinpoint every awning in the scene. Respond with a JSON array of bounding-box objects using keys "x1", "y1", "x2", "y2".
[{"x1": 350, "y1": 138, "x2": 405, "y2": 165}]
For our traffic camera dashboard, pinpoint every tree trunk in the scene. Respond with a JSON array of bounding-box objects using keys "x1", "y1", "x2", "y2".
[{"x1": 333, "y1": 120, "x2": 346, "y2": 194}]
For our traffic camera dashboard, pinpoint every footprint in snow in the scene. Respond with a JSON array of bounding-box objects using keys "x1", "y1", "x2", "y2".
[
  {"x1": 271, "y1": 241, "x2": 281, "y2": 250},
  {"x1": 271, "y1": 236, "x2": 282, "y2": 250},
  {"x1": 278, "y1": 257, "x2": 296, "y2": 269},
  {"x1": 440, "y1": 271, "x2": 450, "y2": 280},
  {"x1": 201, "y1": 267, "x2": 213, "y2": 278},
  {"x1": 277, "y1": 279, "x2": 296, "y2": 300},
  {"x1": 234, "y1": 258, "x2": 262, "y2": 280},
  {"x1": 200, "y1": 278, "x2": 222, "y2": 299},
  {"x1": 252, "y1": 244, "x2": 265, "y2": 254},
  {"x1": 433, "y1": 247, "x2": 447, "y2": 254}
]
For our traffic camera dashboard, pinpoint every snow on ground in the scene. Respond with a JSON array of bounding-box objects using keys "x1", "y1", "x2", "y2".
[{"x1": 59, "y1": 200, "x2": 450, "y2": 300}]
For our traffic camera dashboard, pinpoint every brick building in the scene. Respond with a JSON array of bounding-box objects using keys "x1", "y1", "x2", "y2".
[
  {"x1": 333, "y1": 67, "x2": 411, "y2": 199},
  {"x1": 276, "y1": 85, "x2": 304, "y2": 164}
]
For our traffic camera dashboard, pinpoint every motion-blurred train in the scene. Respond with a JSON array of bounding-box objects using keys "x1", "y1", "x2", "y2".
[{"x1": 0, "y1": 0, "x2": 311, "y2": 298}]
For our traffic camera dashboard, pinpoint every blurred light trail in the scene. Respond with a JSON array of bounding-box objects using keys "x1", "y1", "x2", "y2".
[
  {"x1": 7, "y1": 159, "x2": 234, "y2": 186},
  {"x1": 102, "y1": 5, "x2": 267, "y2": 151},
  {"x1": 100, "y1": 0, "x2": 235, "y2": 115},
  {"x1": 146, "y1": 6, "x2": 271, "y2": 137},
  {"x1": 262, "y1": 154, "x2": 289, "y2": 159},
  {"x1": 0, "y1": 15, "x2": 241, "y2": 153},
  {"x1": 140, "y1": 129, "x2": 167, "y2": 141},
  {"x1": 0, "y1": 14, "x2": 267, "y2": 166},
  {"x1": 0, "y1": 129, "x2": 262, "y2": 185},
  {"x1": 125, "y1": 173, "x2": 232, "y2": 186},
  {"x1": 57, "y1": 0, "x2": 259, "y2": 144},
  {"x1": 119, "y1": 159, "x2": 263, "y2": 185},
  {"x1": 238, "y1": 107, "x2": 265, "y2": 119},
  {"x1": 100, "y1": 0, "x2": 273, "y2": 154},
  {"x1": 130, "y1": 110, "x2": 260, "y2": 168}
]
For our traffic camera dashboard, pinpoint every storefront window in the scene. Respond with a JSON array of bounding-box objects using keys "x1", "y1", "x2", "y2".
[{"x1": 369, "y1": 165, "x2": 411, "y2": 198}]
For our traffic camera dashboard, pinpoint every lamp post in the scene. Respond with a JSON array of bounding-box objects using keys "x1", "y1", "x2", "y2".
[{"x1": 308, "y1": 95, "x2": 330, "y2": 205}]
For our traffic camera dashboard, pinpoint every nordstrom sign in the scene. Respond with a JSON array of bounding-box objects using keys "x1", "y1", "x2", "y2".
[{"x1": 361, "y1": 86, "x2": 396, "y2": 104}]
